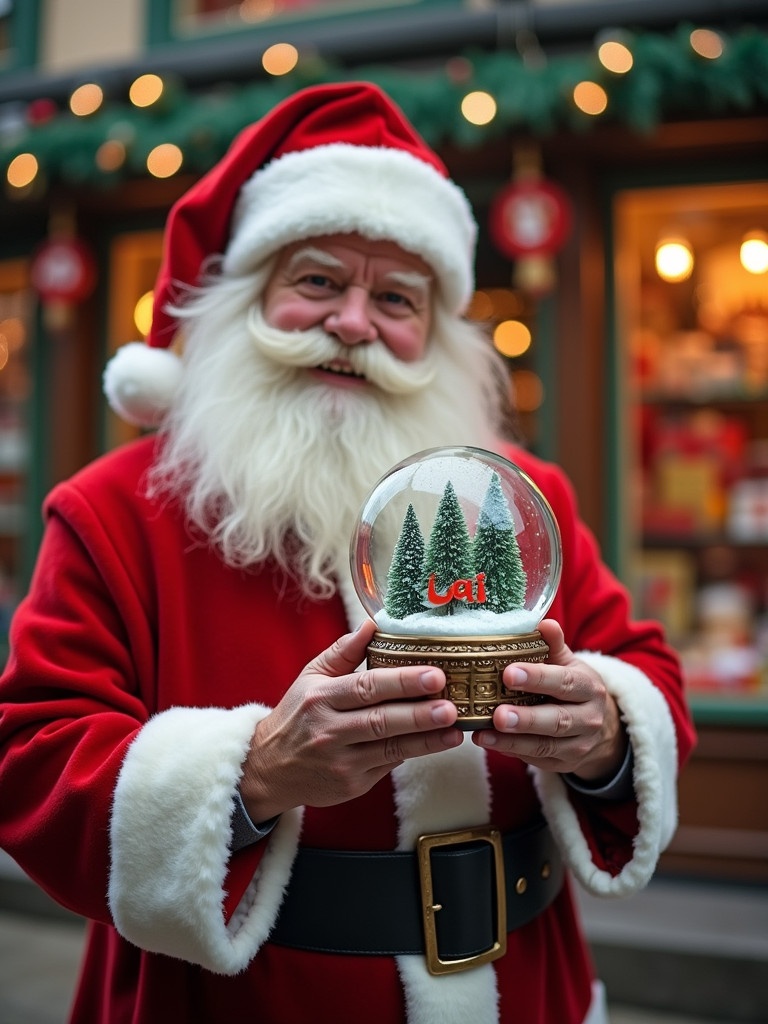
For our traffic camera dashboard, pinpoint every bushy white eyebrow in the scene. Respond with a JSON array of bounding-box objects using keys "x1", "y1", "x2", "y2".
[
  {"x1": 385, "y1": 269, "x2": 433, "y2": 292},
  {"x1": 286, "y1": 247, "x2": 432, "y2": 294},
  {"x1": 286, "y1": 247, "x2": 345, "y2": 272}
]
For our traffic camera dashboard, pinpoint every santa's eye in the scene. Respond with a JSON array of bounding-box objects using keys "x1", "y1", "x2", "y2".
[{"x1": 301, "y1": 273, "x2": 336, "y2": 289}]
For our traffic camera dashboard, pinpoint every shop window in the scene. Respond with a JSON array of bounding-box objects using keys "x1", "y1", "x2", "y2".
[
  {"x1": 0, "y1": 262, "x2": 32, "y2": 638},
  {"x1": 613, "y1": 180, "x2": 768, "y2": 706}
]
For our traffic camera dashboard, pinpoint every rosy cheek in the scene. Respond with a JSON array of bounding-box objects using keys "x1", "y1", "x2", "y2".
[
  {"x1": 263, "y1": 297, "x2": 315, "y2": 332},
  {"x1": 384, "y1": 325, "x2": 429, "y2": 363}
]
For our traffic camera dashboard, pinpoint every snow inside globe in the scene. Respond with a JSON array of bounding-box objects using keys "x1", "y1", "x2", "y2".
[{"x1": 349, "y1": 446, "x2": 563, "y2": 728}]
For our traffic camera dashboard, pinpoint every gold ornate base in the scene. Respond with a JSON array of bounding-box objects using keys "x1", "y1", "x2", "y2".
[{"x1": 367, "y1": 629, "x2": 549, "y2": 731}]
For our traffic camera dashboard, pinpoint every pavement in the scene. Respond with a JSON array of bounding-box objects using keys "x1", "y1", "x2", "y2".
[{"x1": 0, "y1": 853, "x2": 766, "y2": 1023}]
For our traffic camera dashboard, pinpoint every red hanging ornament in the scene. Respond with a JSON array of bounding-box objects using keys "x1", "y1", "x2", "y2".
[
  {"x1": 489, "y1": 146, "x2": 573, "y2": 295},
  {"x1": 489, "y1": 177, "x2": 572, "y2": 260},
  {"x1": 26, "y1": 98, "x2": 58, "y2": 126},
  {"x1": 30, "y1": 238, "x2": 97, "y2": 305}
]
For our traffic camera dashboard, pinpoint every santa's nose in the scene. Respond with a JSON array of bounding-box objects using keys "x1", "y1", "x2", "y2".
[{"x1": 324, "y1": 287, "x2": 378, "y2": 346}]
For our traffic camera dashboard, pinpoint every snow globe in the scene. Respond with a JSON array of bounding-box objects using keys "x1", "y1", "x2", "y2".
[{"x1": 350, "y1": 446, "x2": 562, "y2": 729}]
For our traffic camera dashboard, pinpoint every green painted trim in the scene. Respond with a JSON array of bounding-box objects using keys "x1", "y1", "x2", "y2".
[
  {"x1": 601, "y1": 187, "x2": 623, "y2": 577},
  {"x1": 23, "y1": 300, "x2": 50, "y2": 587},
  {"x1": 147, "y1": 0, "x2": 455, "y2": 47},
  {"x1": 93, "y1": 230, "x2": 113, "y2": 455},
  {"x1": 1, "y1": 0, "x2": 39, "y2": 72},
  {"x1": 145, "y1": 0, "x2": 169, "y2": 49},
  {"x1": 533, "y1": 294, "x2": 558, "y2": 463},
  {"x1": 690, "y1": 695, "x2": 768, "y2": 727}
]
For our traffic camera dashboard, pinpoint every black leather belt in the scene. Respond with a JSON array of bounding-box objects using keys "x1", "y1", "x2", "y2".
[{"x1": 269, "y1": 817, "x2": 563, "y2": 975}]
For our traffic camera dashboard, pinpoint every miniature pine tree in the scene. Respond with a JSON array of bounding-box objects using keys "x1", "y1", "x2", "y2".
[
  {"x1": 384, "y1": 504, "x2": 426, "y2": 619},
  {"x1": 472, "y1": 471, "x2": 527, "y2": 612},
  {"x1": 421, "y1": 481, "x2": 474, "y2": 614}
]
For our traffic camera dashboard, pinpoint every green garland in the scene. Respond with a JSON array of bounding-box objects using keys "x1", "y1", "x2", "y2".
[{"x1": 3, "y1": 23, "x2": 767, "y2": 190}]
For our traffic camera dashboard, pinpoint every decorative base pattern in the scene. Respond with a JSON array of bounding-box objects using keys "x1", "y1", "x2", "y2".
[{"x1": 368, "y1": 630, "x2": 549, "y2": 730}]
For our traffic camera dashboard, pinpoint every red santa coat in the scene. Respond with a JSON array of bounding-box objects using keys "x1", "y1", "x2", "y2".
[{"x1": 0, "y1": 436, "x2": 694, "y2": 1024}]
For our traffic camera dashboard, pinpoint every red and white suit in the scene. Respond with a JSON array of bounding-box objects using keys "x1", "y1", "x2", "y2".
[{"x1": 0, "y1": 435, "x2": 695, "y2": 1024}]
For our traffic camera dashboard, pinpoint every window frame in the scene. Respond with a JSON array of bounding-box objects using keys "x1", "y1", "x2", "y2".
[
  {"x1": 0, "y1": 0, "x2": 39, "y2": 74},
  {"x1": 146, "y1": 0, "x2": 462, "y2": 47}
]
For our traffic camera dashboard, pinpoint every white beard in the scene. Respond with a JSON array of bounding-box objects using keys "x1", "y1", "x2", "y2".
[{"x1": 149, "y1": 268, "x2": 508, "y2": 598}]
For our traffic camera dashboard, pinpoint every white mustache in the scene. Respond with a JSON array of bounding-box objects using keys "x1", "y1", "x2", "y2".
[{"x1": 246, "y1": 305, "x2": 437, "y2": 396}]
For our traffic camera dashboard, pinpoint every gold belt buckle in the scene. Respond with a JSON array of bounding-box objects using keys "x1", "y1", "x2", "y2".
[{"x1": 416, "y1": 825, "x2": 507, "y2": 976}]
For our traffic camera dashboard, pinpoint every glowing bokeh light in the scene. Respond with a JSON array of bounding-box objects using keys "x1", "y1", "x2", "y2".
[
  {"x1": 573, "y1": 81, "x2": 608, "y2": 115},
  {"x1": 146, "y1": 143, "x2": 183, "y2": 178},
  {"x1": 461, "y1": 91, "x2": 497, "y2": 126},
  {"x1": 740, "y1": 232, "x2": 768, "y2": 275},
  {"x1": 134, "y1": 291, "x2": 155, "y2": 337},
  {"x1": 69, "y1": 83, "x2": 104, "y2": 116},
  {"x1": 690, "y1": 29, "x2": 724, "y2": 59},
  {"x1": 493, "y1": 320, "x2": 532, "y2": 358},
  {"x1": 7, "y1": 153, "x2": 39, "y2": 188},
  {"x1": 262, "y1": 43, "x2": 299, "y2": 76},
  {"x1": 598, "y1": 41, "x2": 634, "y2": 74},
  {"x1": 655, "y1": 239, "x2": 694, "y2": 282},
  {"x1": 129, "y1": 74, "x2": 164, "y2": 108}
]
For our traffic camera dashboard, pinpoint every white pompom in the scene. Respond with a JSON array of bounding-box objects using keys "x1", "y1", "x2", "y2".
[{"x1": 103, "y1": 342, "x2": 183, "y2": 428}]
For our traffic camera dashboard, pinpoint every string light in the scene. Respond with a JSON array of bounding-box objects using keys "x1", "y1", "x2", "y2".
[
  {"x1": 740, "y1": 231, "x2": 768, "y2": 275},
  {"x1": 467, "y1": 291, "x2": 494, "y2": 321},
  {"x1": 655, "y1": 238, "x2": 694, "y2": 282},
  {"x1": 133, "y1": 291, "x2": 154, "y2": 336},
  {"x1": 95, "y1": 139, "x2": 126, "y2": 172},
  {"x1": 262, "y1": 43, "x2": 299, "y2": 76},
  {"x1": 690, "y1": 28, "x2": 724, "y2": 59},
  {"x1": 597, "y1": 40, "x2": 634, "y2": 74},
  {"x1": 572, "y1": 81, "x2": 608, "y2": 116},
  {"x1": 2, "y1": 27, "x2": 766, "y2": 191},
  {"x1": 493, "y1": 320, "x2": 532, "y2": 358},
  {"x1": 146, "y1": 143, "x2": 183, "y2": 178},
  {"x1": 129, "y1": 74, "x2": 164, "y2": 108},
  {"x1": 69, "y1": 83, "x2": 104, "y2": 117},
  {"x1": 511, "y1": 370, "x2": 544, "y2": 412},
  {"x1": 7, "y1": 152, "x2": 38, "y2": 189},
  {"x1": 461, "y1": 91, "x2": 497, "y2": 126}
]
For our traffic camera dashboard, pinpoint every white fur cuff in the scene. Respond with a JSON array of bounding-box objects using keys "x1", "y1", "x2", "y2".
[
  {"x1": 108, "y1": 703, "x2": 303, "y2": 973},
  {"x1": 532, "y1": 653, "x2": 678, "y2": 898}
]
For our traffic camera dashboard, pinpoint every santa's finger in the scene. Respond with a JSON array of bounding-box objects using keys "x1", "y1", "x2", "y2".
[{"x1": 323, "y1": 663, "x2": 448, "y2": 712}]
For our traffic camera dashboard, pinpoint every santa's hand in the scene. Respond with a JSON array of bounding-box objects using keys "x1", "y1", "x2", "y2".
[
  {"x1": 472, "y1": 618, "x2": 627, "y2": 781},
  {"x1": 238, "y1": 619, "x2": 461, "y2": 821}
]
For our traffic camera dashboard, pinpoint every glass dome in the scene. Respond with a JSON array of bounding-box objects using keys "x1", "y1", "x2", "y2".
[{"x1": 350, "y1": 446, "x2": 562, "y2": 637}]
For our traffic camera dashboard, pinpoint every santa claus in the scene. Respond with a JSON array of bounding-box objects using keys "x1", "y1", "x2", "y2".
[{"x1": 0, "y1": 82, "x2": 694, "y2": 1024}]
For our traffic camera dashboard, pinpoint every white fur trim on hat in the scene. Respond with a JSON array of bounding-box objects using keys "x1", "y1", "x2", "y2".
[
  {"x1": 103, "y1": 341, "x2": 183, "y2": 429},
  {"x1": 532, "y1": 652, "x2": 679, "y2": 898},
  {"x1": 108, "y1": 703, "x2": 303, "y2": 974},
  {"x1": 224, "y1": 143, "x2": 477, "y2": 314}
]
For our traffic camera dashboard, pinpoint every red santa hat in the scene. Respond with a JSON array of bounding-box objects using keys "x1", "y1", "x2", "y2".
[{"x1": 103, "y1": 81, "x2": 477, "y2": 427}]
